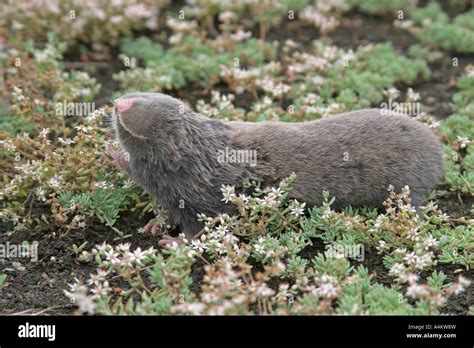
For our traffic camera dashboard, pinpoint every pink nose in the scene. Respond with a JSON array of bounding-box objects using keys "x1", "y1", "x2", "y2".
[{"x1": 115, "y1": 99, "x2": 133, "y2": 114}]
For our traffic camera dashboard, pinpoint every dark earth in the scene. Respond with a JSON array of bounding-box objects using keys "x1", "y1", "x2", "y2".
[{"x1": 0, "y1": 9, "x2": 472, "y2": 315}]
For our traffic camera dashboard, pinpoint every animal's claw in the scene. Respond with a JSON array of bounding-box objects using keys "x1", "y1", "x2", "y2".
[
  {"x1": 106, "y1": 143, "x2": 129, "y2": 170},
  {"x1": 158, "y1": 235, "x2": 185, "y2": 247},
  {"x1": 143, "y1": 221, "x2": 160, "y2": 236}
]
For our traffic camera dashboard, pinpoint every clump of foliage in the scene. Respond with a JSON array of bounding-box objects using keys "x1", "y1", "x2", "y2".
[
  {"x1": 438, "y1": 67, "x2": 474, "y2": 194},
  {"x1": 0, "y1": 110, "x2": 145, "y2": 234},
  {"x1": 407, "y1": 5, "x2": 474, "y2": 53},
  {"x1": 298, "y1": 0, "x2": 349, "y2": 34},
  {"x1": 212, "y1": 41, "x2": 430, "y2": 122},
  {"x1": 0, "y1": 38, "x2": 146, "y2": 234},
  {"x1": 65, "y1": 177, "x2": 471, "y2": 315},
  {"x1": 114, "y1": 34, "x2": 277, "y2": 92},
  {"x1": 318, "y1": 43, "x2": 430, "y2": 109},
  {"x1": 1, "y1": 35, "x2": 99, "y2": 135},
  {"x1": 345, "y1": 0, "x2": 418, "y2": 15},
  {"x1": 409, "y1": 2, "x2": 449, "y2": 24},
  {"x1": 1, "y1": 0, "x2": 472, "y2": 317},
  {"x1": 0, "y1": 0, "x2": 169, "y2": 46}
]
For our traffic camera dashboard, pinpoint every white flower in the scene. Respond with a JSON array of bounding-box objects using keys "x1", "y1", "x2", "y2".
[
  {"x1": 97, "y1": 269, "x2": 108, "y2": 278},
  {"x1": 289, "y1": 200, "x2": 306, "y2": 216},
  {"x1": 457, "y1": 136, "x2": 471, "y2": 149},
  {"x1": 221, "y1": 185, "x2": 236, "y2": 204},
  {"x1": 117, "y1": 242, "x2": 131, "y2": 252},
  {"x1": 0, "y1": 139, "x2": 16, "y2": 152},
  {"x1": 93, "y1": 181, "x2": 109, "y2": 189},
  {"x1": 321, "y1": 208, "x2": 333, "y2": 220},
  {"x1": 389, "y1": 263, "x2": 406, "y2": 275},
  {"x1": 105, "y1": 249, "x2": 120, "y2": 264},
  {"x1": 223, "y1": 233, "x2": 238, "y2": 245},
  {"x1": 415, "y1": 253, "x2": 433, "y2": 270},
  {"x1": 215, "y1": 225, "x2": 229, "y2": 237},
  {"x1": 75, "y1": 125, "x2": 89, "y2": 133},
  {"x1": 35, "y1": 187, "x2": 47, "y2": 202},
  {"x1": 256, "y1": 77, "x2": 290, "y2": 98},
  {"x1": 401, "y1": 204, "x2": 417, "y2": 215},
  {"x1": 91, "y1": 283, "x2": 110, "y2": 297},
  {"x1": 428, "y1": 293, "x2": 445, "y2": 307},
  {"x1": 230, "y1": 29, "x2": 252, "y2": 42},
  {"x1": 76, "y1": 294, "x2": 96, "y2": 314},
  {"x1": 39, "y1": 128, "x2": 50, "y2": 138},
  {"x1": 130, "y1": 247, "x2": 146, "y2": 264},
  {"x1": 47, "y1": 174, "x2": 63, "y2": 189},
  {"x1": 257, "y1": 194, "x2": 278, "y2": 208},
  {"x1": 404, "y1": 252, "x2": 418, "y2": 265},
  {"x1": 257, "y1": 284, "x2": 275, "y2": 297},
  {"x1": 173, "y1": 302, "x2": 205, "y2": 315},
  {"x1": 406, "y1": 283, "x2": 429, "y2": 298},
  {"x1": 145, "y1": 16, "x2": 159, "y2": 30},
  {"x1": 400, "y1": 273, "x2": 419, "y2": 284},
  {"x1": 423, "y1": 235, "x2": 438, "y2": 249},
  {"x1": 406, "y1": 88, "x2": 421, "y2": 101},
  {"x1": 191, "y1": 239, "x2": 206, "y2": 253},
  {"x1": 385, "y1": 87, "x2": 400, "y2": 100},
  {"x1": 144, "y1": 246, "x2": 156, "y2": 256},
  {"x1": 423, "y1": 201, "x2": 436, "y2": 211},
  {"x1": 218, "y1": 11, "x2": 235, "y2": 22},
  {"x1": 95, "y1": 242, "x2": 109, "y2": 254},
  {"x1": 123, "y1": 178, "x2": 134, "y2": 188},
  {"x1": 394, "y1": 247, "x2": 407, "y2": 255},
  {"x1": 439, "y1": 213, "x2": 450, "y2": 221},
  {"x1": 452, "y1": 275, "x2": 472, "y2": 295},
  {"x1": 120, "y1": 252, "x2": 134, "y2": 267},
  {"x1": 215, "y1": 242, "x2": 227, "y2": 255},
  {"x1": 377, "y1": 240, "x2": 388, "y2": 251},
  {"x1": 87, "y1": 274, "x2": 101, "y2": 286},
  {"x1": 310, "y1": 76, "x2": 325, "y2": 86},
  {"x1": 58, "y1": 137, "x2": 75, "y2": 145},
  {"x1": 317, "y1": 283, "x2": 339, "y2": 299},
  {"x1": 110, "y1": 15, "x2": 123, "y2": 24},
  {"x1": 238, "y1": 193, "x2": 251, "y2": 209},
  {"x1": 254, "y1": 243, "x2": 266, "y2": 255},
  {"x1": 124, "y1": 4, "x2": 148, "y2": 19}
]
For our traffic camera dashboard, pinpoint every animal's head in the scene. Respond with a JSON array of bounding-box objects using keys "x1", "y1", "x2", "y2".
[{"x1": 112, "y1": 92, "x2": 193, "y2": 162}]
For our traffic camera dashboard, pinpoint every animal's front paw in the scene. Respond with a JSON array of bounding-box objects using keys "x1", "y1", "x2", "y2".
[
  {"x1": 106, "y1": 143, "x2": 129, "y2": 170},
  {"x1": 141, "y1": 220, "x2": 161, "y2": 236},
  {"x1": 158, "y1": 235, "x2": 186, "y2": 247}
]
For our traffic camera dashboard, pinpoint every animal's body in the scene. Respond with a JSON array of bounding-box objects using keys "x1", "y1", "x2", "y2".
[{"x1": 112, "y1": 92, "x2": 444, "y2": 240}]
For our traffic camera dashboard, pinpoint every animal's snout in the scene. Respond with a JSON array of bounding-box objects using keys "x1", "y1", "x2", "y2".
[{"x1": 114, "y1": 99, "x2": 134, "y2": 114}]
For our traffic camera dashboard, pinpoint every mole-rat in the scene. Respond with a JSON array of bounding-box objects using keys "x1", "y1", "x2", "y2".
[{"x1": 111, "y1": 92, "x2": 444, "y2": 245}]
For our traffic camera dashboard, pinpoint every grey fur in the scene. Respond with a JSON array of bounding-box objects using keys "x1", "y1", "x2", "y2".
[{"x1": 113, "y1": 92, "x2": 444, "y2": 239}]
